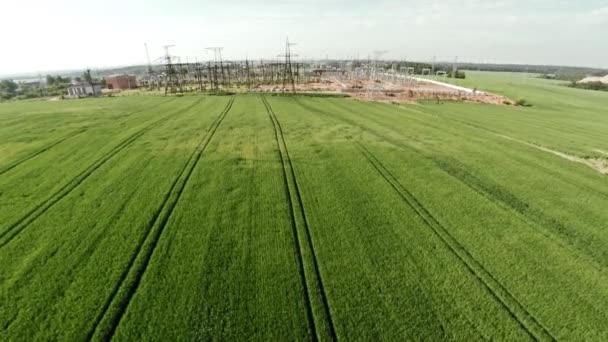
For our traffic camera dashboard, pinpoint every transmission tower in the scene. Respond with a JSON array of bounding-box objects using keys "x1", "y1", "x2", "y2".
[
  {"x1": 366, "y1": 50, "x2": 387, "y2": 98},
  {"x1": 163, "y1": 45, "x2": 182, "y2": 95},
  {"x1": 245, "y1": 58, "x2": 252, "y2": 88},
  {"x1": 206, "y1": 47, "x2": 225, "y2": 91},
  {"x1": 278, "y1": 37, "x2": 297, "y2": 93}
]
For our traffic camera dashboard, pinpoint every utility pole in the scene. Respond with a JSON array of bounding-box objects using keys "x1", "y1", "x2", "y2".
[
  {"x1": 38, "y1": 73, "x2": 45, "y2": 97},
  {"x1": 278, "y1": 37, "x2": 297, "y2": 93},
  {"x1": 144, "y1": 43, "x2": 153, "y2": 75}
]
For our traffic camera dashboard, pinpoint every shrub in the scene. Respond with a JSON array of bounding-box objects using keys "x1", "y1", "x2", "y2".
[
  {"x1": 515, "y1": 98, "x2": 532, "y2": 107},
  {"x1": 569, "y1": 81, "x2": 608, "y2": 92}
]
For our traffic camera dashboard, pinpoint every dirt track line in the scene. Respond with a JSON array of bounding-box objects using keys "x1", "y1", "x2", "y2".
[
  {"x1": 402, "y1": 105, "x2": 608, "y2": 176},
  {"x1": 0, "y1": 129, "x2": 87, "y2": 176},
  {"x1": 497, "y1": 133, "x2": 608, "y2": 175},
  {"x1": 0, "y1": 99, "x2": 204, "y2": 248},
  {"x1": 354, "y1": 141, "x2": 556, "y2": 342},
  {"x1": 87, "y1": 97, "x2": 234, "y2": 341},
  {"x1": 262, "y1": 96, "x2": 337, "y2": 341}
]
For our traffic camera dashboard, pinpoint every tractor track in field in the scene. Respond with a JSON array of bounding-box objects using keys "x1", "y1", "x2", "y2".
[
  {"x1": 354, "y1": 141, "x2": 556, "y2": 342},
  {"x1": 261, "y1": 96, "x2": 337, "y2": 341},
  {"x1": 0, "y1": 129, "x2": 87, "y2": 176},
  {"x1": 0, "y1": 98, "x2": 204, "y2": 249},
  {"x1": 86, "y1": 97, "x2": 234, "y2": 341}
]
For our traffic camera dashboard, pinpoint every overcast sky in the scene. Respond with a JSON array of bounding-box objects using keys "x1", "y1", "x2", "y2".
[{"x1": 1, "y1": 0, "x2": 607, "y2": 76}]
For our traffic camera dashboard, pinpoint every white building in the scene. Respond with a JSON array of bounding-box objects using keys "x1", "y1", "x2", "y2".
[{"x1": 67, "y1": 83, "x2": 101, "y2": 97}]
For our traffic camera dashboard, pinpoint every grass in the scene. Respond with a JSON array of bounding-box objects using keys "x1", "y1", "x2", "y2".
[{"x1": 1, "y1": 73, "x2": 607, "y2": 340}]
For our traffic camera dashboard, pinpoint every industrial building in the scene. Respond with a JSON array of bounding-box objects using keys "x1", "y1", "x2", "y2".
[
  {"x1": 67, "y1": 82, "x2": 101, "y2": 97},
  {"x1": 105, "y1": 74, "x2": 137, "y2": 90}
]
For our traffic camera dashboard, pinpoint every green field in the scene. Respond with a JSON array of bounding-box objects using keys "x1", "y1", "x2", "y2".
[{"x1": 1, "y1": 73, "x2": 608, "y2": 341}]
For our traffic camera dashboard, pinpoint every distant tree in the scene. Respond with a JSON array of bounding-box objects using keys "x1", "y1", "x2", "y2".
[
  {"x1": 46, "y1": 75, "x2": 56, "y2": 86},
  {"x1": 0, "y1": 79, "x2": 18, "y2": 100},
  {"x1": 83, "y1": 69, "x2": 94, "y2": 87},
  {"x1": 448, "y1": 70, "x2": 466, "y2": 79},
  {"x1": 16, "y1": 84, "x2": 41, "y2": 100},
  {"x1": 42, "y1": 75, "x2": 72, "y2": 97},
  {"x1": 569, "y1": 81, "x2": 608, "y2": 92},
  {"x1": 515, "y1": 98, "x2": 532, "y2": 107}
]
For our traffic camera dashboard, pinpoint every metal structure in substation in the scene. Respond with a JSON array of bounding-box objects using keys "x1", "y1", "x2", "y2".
[
  {"x1": 145, "y1": 40, "x2": 463, "y2": 96},
  {"x1": 365, "y1": 50, "x2": 387, "y2": 98},
  {"x1": 278, "y1": 37, "x2": 297, "y2": 93},
  {"x1": 137, "y1": 38, "x2": 314, "y2": 95},
  {"x1": 162, "y1": 45, "x2": 183, "y2": 95}
]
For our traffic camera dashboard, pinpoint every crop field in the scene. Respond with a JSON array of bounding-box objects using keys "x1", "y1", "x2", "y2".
[{"x1": 1, "y1": 72, "x2": 608, "y2": 340}]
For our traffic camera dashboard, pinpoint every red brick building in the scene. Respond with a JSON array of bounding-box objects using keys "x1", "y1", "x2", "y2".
[{"x1": 105, "y1": 75, "x2": 137, "y2": 90}]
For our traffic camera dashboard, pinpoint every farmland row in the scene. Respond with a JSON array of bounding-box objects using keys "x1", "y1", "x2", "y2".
[
  {"x1": 0, "y1": 128, "x2": 87, "y2": 176},
  {"x1": 0, "y1": 97, "x2": 177, "y2": 167},
  {"x1": 331, "y1": 98, "x2": 608, "y2": 271},
  {"x1": 265, "y1": 95, "x2": 608, "y2": 339},
  {"x1": 300, "y1": 97, "x2": 608, "y2": 270},
  {"x1": 1, "y1": 86, "x2": 607, "y2": 340},
  {"x1": 320, "y1": 98, "x2": 608, "y2": 270},
  {"x1": 420, "y1": 72, "x2": 608, "y2": 156},
  {"x1": 266, "y1": 96, "x2": 535, "y2": 340},
  {"x1": 111, "y1": 95, "x2": 313, "y2": 340},
  {"x1": 0, "y1": 96, "x2": 231, "y2": 340},
  {"x1": 353, "y1": 140, "x2": 554, "y2": 341},
  {"x1": 89, "y1": 97, "x2": 235, "y2": 340},
  {"x1": 0, "y1": 97, "x2": 186, "y2": 226},
  {"x1": 0, "y1": 98, "x2": 204, "y2": 246},
  {"x1": 261, "y1": 95, "x2": 336, "y2": 340}
]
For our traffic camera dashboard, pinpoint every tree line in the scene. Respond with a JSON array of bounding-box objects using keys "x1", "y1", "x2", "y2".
[{"x1": 0, "y1": 70, "x2": 104, "y2": 101}]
